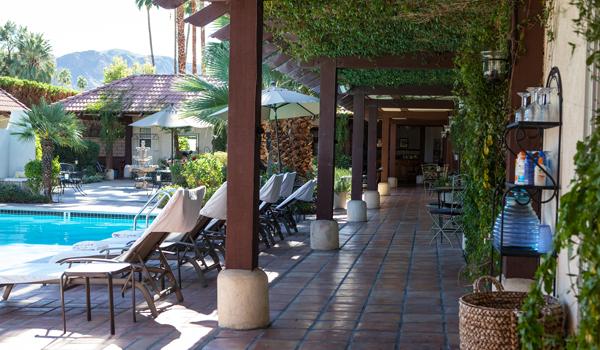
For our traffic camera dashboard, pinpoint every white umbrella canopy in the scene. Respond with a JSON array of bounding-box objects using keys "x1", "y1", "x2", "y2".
[
  {"x1": 130, "y1": 104, "x2": 212, "y2": 160},
  {"x1": 209, "y1": 86, "x2": 319, "y2": 120},
  {"x1": 130, "y1": 104, "x2": 212, "y2": 129}
]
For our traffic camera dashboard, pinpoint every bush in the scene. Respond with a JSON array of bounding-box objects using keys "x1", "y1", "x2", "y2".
[
  {"x1": 82, "y1": 174, "x2": 104, "y2": 184},
  {"x1": 24, "y1": 158, "x2": 60, "y2": 193},
  {"x1": 0, "y1": 184, "x2": 48, "y2": 203},
  {"x1": 334, "y1": 167, "x2": 352, "y2": 193},
  {"x1": 55, "y1": 140, "x2": 100, "y2": 168},
  {"x1": 0, "y1": 76, "x2": 77, "y2": 106},
  {"x1": 171, "y1": 153, "x2": 225, "y2": 199}
]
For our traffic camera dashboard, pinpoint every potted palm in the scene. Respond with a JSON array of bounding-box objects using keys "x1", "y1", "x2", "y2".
[
  {"x1": 12, "y1": 99, "x2": 84, "y2": 201},
  {"x1": 88, "y1": 93, "x2": 125, "y2": 180},
  {"x1": 333, "y1": 168, "x2": 351, "y2": 209}
]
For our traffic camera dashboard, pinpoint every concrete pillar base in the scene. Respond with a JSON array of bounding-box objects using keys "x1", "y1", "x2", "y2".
[
  {"x1": 378, "y1": 182, "x2": 390, "y2": 196},
  {"x1": 346, "y1": 200, "x2": 367, "y2": 222},
  {"x1": 218, "y1": 268, "x2": 270, "y2": 329},
  {"x1": 387, "y1": 177, "x2": 397, "y2": 189},
  {"x1": 363, "y1": 190, "x2": 380, "y2": 209},
  {"x1": 310, "y1": 220, "x2": 339, "y2": 250}
]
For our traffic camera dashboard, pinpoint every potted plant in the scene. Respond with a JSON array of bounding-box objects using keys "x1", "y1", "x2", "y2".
[{"x1": 333, "y1": 168, "x2": 351, "y2": 209}]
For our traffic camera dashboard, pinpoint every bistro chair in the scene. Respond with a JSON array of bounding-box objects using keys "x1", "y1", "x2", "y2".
[
  {"x1": 426, "y1": 175, "x2": 464, "y2": 247},
  {"x1": 421, "y1": 163, "x2": 439, "y2": 196}
]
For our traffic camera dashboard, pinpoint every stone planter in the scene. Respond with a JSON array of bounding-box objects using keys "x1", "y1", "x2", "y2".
[
  {"x1": 333, "y1": 191, "x2": 347, "y2": 209},
  {"x1": 105, "y1": 169, "x2": 115, "y2": 181}
]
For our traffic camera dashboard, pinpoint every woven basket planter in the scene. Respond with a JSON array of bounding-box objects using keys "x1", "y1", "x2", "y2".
[{"x1": 459, "y1": 276, "x2": 563, "y2": 350}]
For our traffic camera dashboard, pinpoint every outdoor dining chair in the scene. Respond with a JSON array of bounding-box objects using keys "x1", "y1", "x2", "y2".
[{"x1": 426, "y1": 175, "x2": 464, "y2": 247}]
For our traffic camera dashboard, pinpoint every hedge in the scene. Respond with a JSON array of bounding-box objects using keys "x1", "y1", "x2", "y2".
[{"x1": 0, "y1": 76, "x2": 77, "y2": 107}]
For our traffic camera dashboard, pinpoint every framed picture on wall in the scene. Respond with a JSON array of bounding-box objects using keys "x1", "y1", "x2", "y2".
[{"x1": 399, "y1": 137, "x2": 408, "y2": 149}]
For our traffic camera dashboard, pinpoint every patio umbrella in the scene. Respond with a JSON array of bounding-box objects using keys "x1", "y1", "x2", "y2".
[
  {"x1": 130, "y1": 104, "x2": 212, "y2": 160},
  {"x1": 210, "y1": 86, "x2": 319, "y2": 171}
]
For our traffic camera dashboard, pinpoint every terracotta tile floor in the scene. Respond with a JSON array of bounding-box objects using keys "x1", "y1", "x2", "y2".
[{"x1": 0, "y1": 187, "x2": 468, "y2": 349}]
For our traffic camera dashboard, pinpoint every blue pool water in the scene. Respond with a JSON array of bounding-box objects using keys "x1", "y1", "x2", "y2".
[{"x1": 0, "y1": 213, "x2": 137, "y2": 246}]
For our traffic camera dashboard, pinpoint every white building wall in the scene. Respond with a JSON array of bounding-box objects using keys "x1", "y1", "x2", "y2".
[
  {"x1": 542, "y1": 0, "x2": 595, "y2": 329},
  {"x1": 0, "y1": 110, "x2": 36, "y2": 179},
  {"x1": 131, "y1": 125, "x2": 214, "y2": 164}
]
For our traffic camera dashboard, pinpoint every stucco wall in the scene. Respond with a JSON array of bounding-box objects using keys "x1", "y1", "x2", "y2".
[
  {"x1": 0, "y1": 110, "x2": 36, "y2": 179},
  {"x1": 542, "y1": 0, "x2": 596, "y2": 329}
]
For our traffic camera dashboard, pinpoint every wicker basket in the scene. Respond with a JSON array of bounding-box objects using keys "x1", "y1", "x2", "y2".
[{"x1": 459, "y1": 276, "x2": 563, "y2": 350}]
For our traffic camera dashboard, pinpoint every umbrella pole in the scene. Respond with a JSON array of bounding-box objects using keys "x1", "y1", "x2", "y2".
[
  {"x1": 274, "y1": 109, "x2": 282, "y2": 173},
  {"x1": 171, "y1": 129, "x2": 174, "y2": 162}
]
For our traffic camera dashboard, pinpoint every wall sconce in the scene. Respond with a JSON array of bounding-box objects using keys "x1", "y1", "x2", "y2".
[
  {"x1": 377, "y1": 139, "x2": 382, "y2": 148},
  {"x1": 481, "y1": 50, "x2": 508, "y2": 81}
]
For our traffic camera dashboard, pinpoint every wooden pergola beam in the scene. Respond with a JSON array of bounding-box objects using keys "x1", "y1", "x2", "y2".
[
  {"x1": 302, "y1": 53, "x2": 455, "y2": 69},
  {"x1": 185, "y1": 2, "x2": 229, "y2": 27},
  {"x1": 349, "y1": 85, "x2": 454, "y2": 96},
  {"x1": 367, "y1": 99, "x2": 455, "y2": 109},
  {"x1": 153, "y1": 0, "x2": 185, "y2": 9},
  {"x1": 351, "y1": 91, "x2": 365, "y2": 201}
]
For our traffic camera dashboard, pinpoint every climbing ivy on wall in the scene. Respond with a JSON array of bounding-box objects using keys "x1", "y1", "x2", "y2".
[
  {"x1": 339, "y1": 69, "x2": 456, "y2": 88},
  {"x1": 450, "y1": 1, "x2": 510, "y2": 279},
  {"x1": 519, "y1": 1, "x2": 600, "y2": 348}
]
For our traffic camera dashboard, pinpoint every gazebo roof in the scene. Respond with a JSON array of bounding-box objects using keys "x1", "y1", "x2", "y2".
[
  {"x1": 59, "y1": 74, "x2": 201, "y2": 114},
  {"x1": 0, "y1": 88, "x2": 28, "y2": 114}
]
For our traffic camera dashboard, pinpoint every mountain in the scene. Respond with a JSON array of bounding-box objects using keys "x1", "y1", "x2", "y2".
[{"x1": 56, "y1": 49, "x2": 179, "y2": 89}]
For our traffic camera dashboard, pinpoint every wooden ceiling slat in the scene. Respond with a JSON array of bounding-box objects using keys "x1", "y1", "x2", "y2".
[
  {"x1": 211, "y1": 25, "x2": 230, "y2": 40},
  {"x1": 265, "y1": 53, "x2": 292, "y2": 69},
  {"x1": 185, "y1": 2, "x2": 229, "y2": 27},
  {"x1": 262, "y1": 42, "x2": 279, "y2": 59},
  {"x1": 276, "y1": 60, "x2": 301, "y2": 75},
  {"x1": 152, "y1": 0, "x2": 185, "y2": 9},
  {"x1": 366, "y1": 99, "x2": 455, "y2": 109}
]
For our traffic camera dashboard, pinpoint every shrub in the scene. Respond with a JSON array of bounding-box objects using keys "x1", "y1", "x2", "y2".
[
  {"x1": 334, "y1": 167, "x2": 352, "y2": 193},
  {"x1": 0, "y1": 184, "x2": 48, "y2": 203},
  {"x1": 82, "y1": 174, "x2": 104, "y2": 184},
  {"x1": 55, "y1": 140, "x2": 100, "y2": 168},
  {"x1": 171, "y1": 153, "x2": 225, "y2": 199},
  {"x1": 24, "y1": 157, "x2": 60, "y2": 193},
  {"x1": 0, "y1": 76, "x2": 77, "y2": 107}
]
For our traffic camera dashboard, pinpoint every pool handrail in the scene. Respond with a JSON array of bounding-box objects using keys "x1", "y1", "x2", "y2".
[{"x1": 133, "y1": 190, "x2": 172, "y2": 230}]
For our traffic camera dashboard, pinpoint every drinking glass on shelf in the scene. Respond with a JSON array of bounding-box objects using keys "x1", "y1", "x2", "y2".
[
  {"x1": 538, "y1": 87, "x2": 552, "y2": 122},
  {"x1": 527, "y1": 87, "x2": 542, "y2": 121},
  {"x1": 515, "y1": 92, "x2": 530, "y2": 122}
]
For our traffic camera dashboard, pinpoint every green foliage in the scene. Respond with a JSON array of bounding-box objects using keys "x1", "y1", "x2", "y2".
[
  {"x1": 339, "y1": 69, "x2": 457, "y2": 88},
  {"x1": 87, "y1": 93, "x2": 126, "y2": 169},
  {"x1": 55, "y1": 68, "x2": 72, "y2": 88},
  {"x1": 334, "y1": 114, "x2": 351, "y2": 168},
  {"x1": 0, "y1": 75, "x2": 77, "y2": 107},
  {"x1": 55, "y1": 140, "x2": 100, "y2": 168},
  {"x1": 103, "y1": 56, "x2": 155, "y2": 84},
  {"x1": 76, "y1": 75, "x2": 87, "y2": 91},
  {"x1": 82, "y1": 174, "x2": 105, "y2": 184},
  {"x1": 0, "y1": 21, "x2": 55, "y2": 83},
  {"x1": 0, "y1": 184, "x2": 48, "y2": 204},
  {"x1": 170, "y1": 153, "x2": 225, "y2": 199},
  {"x1": 520, "y1": 2, "x2": 600, "y2": 348},
  {"x1": 24, "y1": 157, "x2": 59, "y2": 194},
  {"x1": 334, "y1": 167, "x2": 352, "y2": 194},
  {"x1": 450, "y1": 1, "x2": 510, "y2": 279}
]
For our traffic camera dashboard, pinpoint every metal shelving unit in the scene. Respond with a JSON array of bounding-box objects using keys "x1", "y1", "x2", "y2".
[{"x1": 491, "y1": 67, "x2": 563, "y2": 283}]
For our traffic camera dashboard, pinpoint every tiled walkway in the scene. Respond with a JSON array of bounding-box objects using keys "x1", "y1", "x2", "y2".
[{"x1": 0, "y1": 187, "x2": 467, "y2": 349}]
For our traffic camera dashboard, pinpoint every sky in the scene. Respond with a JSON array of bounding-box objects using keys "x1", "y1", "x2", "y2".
[{"x1": 0, "y1": 0, "x2": 193, "y2": 59}]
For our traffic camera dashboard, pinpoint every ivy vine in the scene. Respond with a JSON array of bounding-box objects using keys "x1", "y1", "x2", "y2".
[
  {"x1": 450, "y1": 1, "x2": 510, "y2": 279},
  {"x1": 519, "y1": 0, "x2": 600, "y2": 348},
  {"x1": 339, "y1": 69, "x2": 456, "y2": 88}
]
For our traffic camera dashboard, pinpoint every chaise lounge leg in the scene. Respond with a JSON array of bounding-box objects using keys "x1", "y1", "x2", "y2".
[{"x1": 2, "y1": 284, "x2": 14, "y2": 300}]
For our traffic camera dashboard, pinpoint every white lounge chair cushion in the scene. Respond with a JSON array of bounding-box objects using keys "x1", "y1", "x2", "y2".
[
  {"x1": 0, "y1": 263, "x2": 65, "y2": 284},
  {"x1": 72, "y1": 241, "x2": 110, "y2": 251},
  {"x1": 200, "y1": 182, "x2": 227, "y2": 220},
  {"x1": 276, "y1": 180, "x2": 316, "y2": 210},
  {"x1": 279, "y1": 172, "x2": 296, "y2": 199},
  {"x1": 260, "y1": 174, "x2": 284, "y2": 204},
  {"x1": 112, "y1": 229, "x2": 143, "y2": 239}
]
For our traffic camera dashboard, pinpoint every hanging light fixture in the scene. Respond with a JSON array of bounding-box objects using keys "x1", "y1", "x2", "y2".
[{"x1": 481, "y1": 51, "x2": 508, "y2": 81}]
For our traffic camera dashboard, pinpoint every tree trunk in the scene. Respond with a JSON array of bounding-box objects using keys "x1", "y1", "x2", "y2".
[
  {"x1": 176, "y1": 5, "x2": 186, "y2": 74},
  {"x1": 173, "y1": 129, "x2": 182, "y2": 158},
  {"x1": 40, "y1": 138, "x2": 54, "y2": 201},
  {"x1": 191, "y1": 0, "x2": 197, "y2": 74},
  {"x1": 105, "y1": 144, "x2": 114, "y2": 171},
  {"x1": 146, "y1": 6, "x2": 155, "y2": 66},
  {"x1": 200, "y1": 1, "x2": 206, "y2": 75}
]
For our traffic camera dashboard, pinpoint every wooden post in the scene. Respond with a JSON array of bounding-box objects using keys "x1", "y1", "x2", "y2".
[
  {"x1": 315, "y1": 58, "x2": 337, "y2": 220},
  {"x1": 389, "y1": 122, "x2": 397, "y2": 177},
  {"x1": 225, "y1": 0, "x2": 262, "y2": 270},
  {"x1": 381, "y1": 117, "x2": 390, "y2": 181},
  {"x1": 351, "y1": 92, "x2": 365, "y2": 200},
  {"x1": 367, "y1": 105, "x2": 378, "y2": 191}
]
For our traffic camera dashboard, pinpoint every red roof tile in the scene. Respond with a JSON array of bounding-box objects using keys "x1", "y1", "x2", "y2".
[
  {"x1": 59, "y1": 74, "x2": 201, "y2": 113},
  {"x1": 0, "y1": 88, "x2": 28, "y2": 113}
]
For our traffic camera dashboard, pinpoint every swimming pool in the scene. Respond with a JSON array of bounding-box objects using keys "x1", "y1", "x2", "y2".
[{"x1": 0, "y1": 211, "x2": 141, "y2": 246}]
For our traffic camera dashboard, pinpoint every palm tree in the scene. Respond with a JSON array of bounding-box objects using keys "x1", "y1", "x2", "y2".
[
  {"x1": 176, "y1": 4, "x2": 186, "y2": 73},
  {"x1": 12, "y1": 99, "x2": 84, "y2": 200},
  {"x1": 8, "y1": 31, "x2": 55, "y2": 83},
  {"x1": 177, "y1": 41, "x2": 302, "y2": 152},
  {"x1": 135, "y1": 0, "x2": 156, "y2": 66}
]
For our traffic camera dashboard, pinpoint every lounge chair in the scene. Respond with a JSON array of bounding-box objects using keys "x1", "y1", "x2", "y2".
[
  {"x1": 258, "y1": 174, "x2": 284, "y2": 247},
  {"x1": 270, "y1": 179, "x2": 316, "y2": 235},
  {"x1": 1, "y1": 188, "x2": 203, "y2": 319}
]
